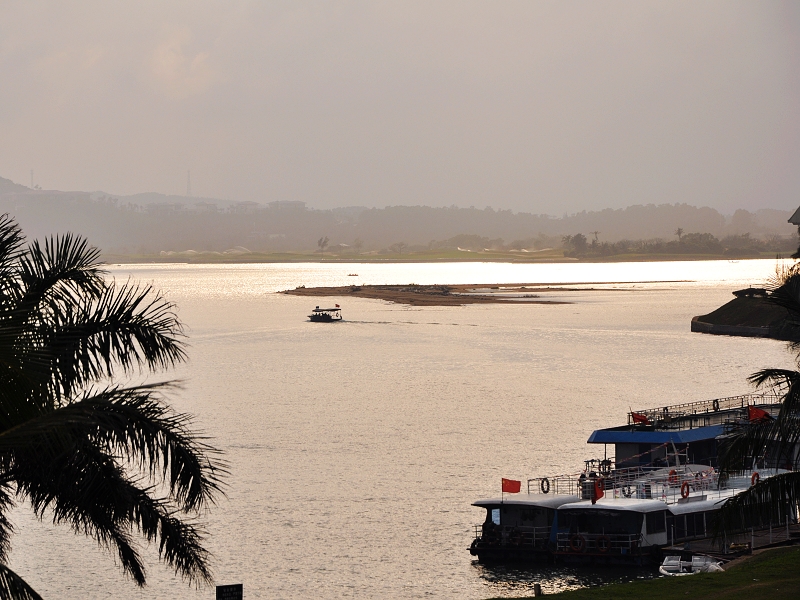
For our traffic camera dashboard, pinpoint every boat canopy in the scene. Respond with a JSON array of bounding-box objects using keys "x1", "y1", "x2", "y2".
[
  {"x1": 472, "y1": 494, "x2": 580, "y2": 509},
  {"x1": 587, "y1": 425, "x2": 725, "y2": 445},
  {"x1": 668, "y1": 494, "x2": 731, "y2": 515},
  {"x1": 560, "y1": 498, "x2": 668, "y2": 514}
]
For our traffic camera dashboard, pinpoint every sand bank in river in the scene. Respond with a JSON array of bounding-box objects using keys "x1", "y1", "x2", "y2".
[{"x1": 281, "y1": 283, "x2": 589, "y2": 306}]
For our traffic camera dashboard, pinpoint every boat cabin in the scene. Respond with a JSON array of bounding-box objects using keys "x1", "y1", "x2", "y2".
[
  {"x1": 470, "y1": 494, "x2": 580, "y2": 562},
  {"x1": 587, "y1": 393, "x2": 782, "y2": 470},
  {"x1": 555, "y1": 498, "x2": 668, "y2": 564}
]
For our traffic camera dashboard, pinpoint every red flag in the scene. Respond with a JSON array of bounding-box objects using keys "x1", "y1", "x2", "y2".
[
  {"x1": 502, "y1": 478, "x2": 521, "y2": 493},
  {"x1": 748, "y1": 405, "x2": 772, "y2": 422},
  {"x1": 591, "y1": 478, "x2": 605, "y2": 505},
  {"x1": 631, "y1": 411, "x2": 651, "y2": 425}
]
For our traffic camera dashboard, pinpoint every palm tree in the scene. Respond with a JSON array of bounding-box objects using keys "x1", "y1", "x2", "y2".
[
  {"x1": 716, "y1": 263, "x2": 800, "y2": 534},
  {"x1": 0, "y1": 215, "x2": 224, "y2": 598},
  {"x1": 716, "y1": 369, "x2": 800, "y2": 532},
  {"x1": 675, "y1": 228, "x2": 684, "y2": 242}
]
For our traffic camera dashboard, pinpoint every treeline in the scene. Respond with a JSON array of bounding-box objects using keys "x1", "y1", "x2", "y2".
[
  {"x1": 562, "y1": 232, "x2": 796, "y2": 258},
  {"x1": 0, "y1": 177, "x2": 795, "y2": 255}
]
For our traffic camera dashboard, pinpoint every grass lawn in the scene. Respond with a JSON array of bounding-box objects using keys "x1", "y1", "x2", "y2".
[{"x1": 486, "y1": 547, "x2": 800, "y2": 600}]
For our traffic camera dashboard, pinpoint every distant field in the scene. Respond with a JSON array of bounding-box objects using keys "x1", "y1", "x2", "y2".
[{"x1": 101, "y1": 250, "x2": 785, "y2": 264}]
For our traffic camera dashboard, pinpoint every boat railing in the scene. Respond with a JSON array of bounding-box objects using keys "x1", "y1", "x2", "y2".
[
  {"x1": 629, "y1": 392, "x2": 782, "y2": 426},
  {"x1": 555, "y1": 531, "x2": 642, "y2": 555},
  {"x1": 529, "y1": 465, "x2": 727, "y2": 504},
  {"x1": 527, "y1": 476, "x2": 582, "y2": 496},
  {"x1": 473, "y1": 524, "x2": 553, "y2": 548}
]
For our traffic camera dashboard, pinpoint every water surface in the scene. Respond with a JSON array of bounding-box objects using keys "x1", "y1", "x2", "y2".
[{"x1": 8, "y1": 260, "x2": 795, "y2": 599}]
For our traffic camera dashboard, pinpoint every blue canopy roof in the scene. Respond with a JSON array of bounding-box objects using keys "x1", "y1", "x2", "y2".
[{"x1": 587, "y1": 425, "x2": 725, "y2": 445}]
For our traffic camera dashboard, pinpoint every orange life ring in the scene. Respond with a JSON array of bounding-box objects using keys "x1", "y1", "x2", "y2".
[
  {"x1": 569, "y1": 534, "x2": 586, "y2": 553},
  {"x1": 680, "y1": 481, "x2": 690, "y2": 499},
  {"x1": 597, "y1": 535, "x2": 612, "y2": 553},
  {"x1": 669, "y1": 469, "x2": 678, "y2": 485},
  {"x1": 751, "y1": 472, "x2": 760, "y2": 486}
]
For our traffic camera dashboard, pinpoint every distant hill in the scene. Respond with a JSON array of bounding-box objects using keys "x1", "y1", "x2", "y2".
[
  {"x1": 0, "y1": 174, "x2": 796, "y2": 255},
  {"x1": 0, "y1": 176, "x2": 29, "y2": 194}
]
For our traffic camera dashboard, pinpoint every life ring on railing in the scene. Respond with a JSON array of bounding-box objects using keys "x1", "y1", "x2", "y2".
[
  {"x1": 540, "y1": 477, "x2": 550, "y2": 494},
  {"x1": 569, "y1": 534, "x2": 586, "y2": 553},
  {"x1": 680, "y1": 481, "x2": 690, "y2": 499},
  {"x1": 713, "y1": 399, "x2": 720, "y2": 412},
  {"x1": 669, "y1": 469, "x2": 678, "y2": 485},
  {"x1": 751, "y1": 472, "x2": 760, "y2": 486},
  {"x1": 597, "y1": 535, "x2": 612, "y2": 553}
]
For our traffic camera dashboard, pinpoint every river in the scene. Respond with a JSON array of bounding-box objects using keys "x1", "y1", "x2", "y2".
[{"x1": 8, "y1": 259, "x2": 796, "y2": 599}]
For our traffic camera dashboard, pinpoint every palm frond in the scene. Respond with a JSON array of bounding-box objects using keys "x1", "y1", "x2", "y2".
[
  {"x1": 13, "y1": 440, "x2": 149, "y2": 585},
  {"x1": 33, "y1": 283, "x2": 186, "y2": 400},
  {"x1": 747, "y1": 368, "x2": 800, "y2": 391},
  {"x1": 0, "y1": 484, "x2": 15, "y2": 564},
  {"x1": 0, "y1": 563, "x2": 43, "y2": 600},
  {"x1": 712, "y1": 471, "x2": 800, "y2": 536},
  {"x1": 10, "y1": 429, "x2": 212, "y2": 585},
  {"x1": 0, "y1": 215, "x2": 26, "y2": 312},
  {"x1": 18, "y1": 234, "x2": 104, "y2": 302},
  {"x1": 0, "y1": 386, "x2": 225, "y2": 511}
]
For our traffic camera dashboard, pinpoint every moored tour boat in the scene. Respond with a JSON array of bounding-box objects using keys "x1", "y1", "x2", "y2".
[{"x1": 469, "y1": 391, "x2": 797, "y2": 566}]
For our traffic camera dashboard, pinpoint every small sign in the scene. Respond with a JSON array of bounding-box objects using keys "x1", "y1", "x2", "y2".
[{"x1": 216, "y1": 583, "x2": 243, "y2": 600}]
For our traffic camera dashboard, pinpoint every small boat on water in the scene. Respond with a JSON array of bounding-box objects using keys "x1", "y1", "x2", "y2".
[
  {"x1": 348, "y1": 273, "x2": 358, "y2": 276},
  {"x1": 308, "y1": 306, "x2": 342, "y2": 322},
  {"x1": 659, "y1": 554, "x2": 723, "y2": 575}
]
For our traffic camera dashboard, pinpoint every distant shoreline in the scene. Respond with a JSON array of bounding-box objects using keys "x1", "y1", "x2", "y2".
[{"x1": 101, "y1": 251, "x2": 787, "y2": 265}]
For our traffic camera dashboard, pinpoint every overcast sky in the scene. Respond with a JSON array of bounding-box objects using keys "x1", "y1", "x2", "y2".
[{"x1": 1, "y1": 1, "x2": 798, "y2": 213}]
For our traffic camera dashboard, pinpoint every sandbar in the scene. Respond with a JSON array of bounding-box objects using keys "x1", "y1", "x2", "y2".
[{"x1": 282, "y1": 283, "x2": 581, "y2": 306}]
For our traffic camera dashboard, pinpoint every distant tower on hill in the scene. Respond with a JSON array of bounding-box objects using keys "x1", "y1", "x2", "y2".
[{"x1": 186, "y1": 170, "x2": 191, "y2": 197}]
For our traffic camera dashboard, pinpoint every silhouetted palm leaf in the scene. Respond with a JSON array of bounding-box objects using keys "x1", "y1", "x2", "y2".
[
  {"x1": 717, "y1": 367, "x2": 800, "y2": 532},
  {"x1": 0, "y1": 564, "x2": 43, "y2": 600},
  {"x1": 0, "y1": 215, "x2": 224, "y2": 594},
  {"x1": 714, "y1": 472, "x2": 800, "y2": 536}
]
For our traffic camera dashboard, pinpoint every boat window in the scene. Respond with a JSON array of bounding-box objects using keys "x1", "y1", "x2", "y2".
[
  {"x1": 491, "y1": 509, "x2": 500, "y2": 526},
  {"x1": 560, "y1": 509, "x2": 643, "y2": 535},
  {"x1": 694, "y1": 512, "x2": 706, "y2": 537},
  {"x1": 646, "y1": 510, "x2": 666, "y2": 534},
  {"x1": 675, "y1": 515, "x2": 687, "y2": 539}
]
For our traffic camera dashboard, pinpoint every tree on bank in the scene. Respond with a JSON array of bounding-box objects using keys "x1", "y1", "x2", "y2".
[
  {"x1": 317, "y1": 236, "x2": 329, "y2": 256},
  {"x1": 0, "y1": 215, "x2": 225, "y2": 598}
]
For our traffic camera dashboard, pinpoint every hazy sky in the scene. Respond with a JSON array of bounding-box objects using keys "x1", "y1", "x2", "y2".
[{"x1": 1, "y1": 1, "x2": 798, "y2": 213}]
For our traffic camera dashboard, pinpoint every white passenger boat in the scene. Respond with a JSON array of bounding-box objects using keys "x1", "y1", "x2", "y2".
[{"x1": 469, "y1": 391, "x2": 795, "y2": 566}]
